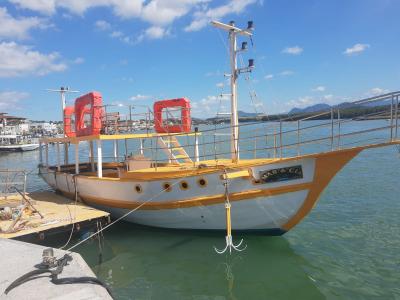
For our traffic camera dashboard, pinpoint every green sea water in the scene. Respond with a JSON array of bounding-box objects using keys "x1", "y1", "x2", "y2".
[{"x1": 1, "y1": 121, "x2": 399, "y2": 299}]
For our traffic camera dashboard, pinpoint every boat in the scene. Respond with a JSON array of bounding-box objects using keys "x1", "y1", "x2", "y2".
[
  {"x1": 38, "y1": 20, "x2": 400, "y2": 237},
  {"x1": 0, "y1": 135, "x2": 40, "y2": 152}
]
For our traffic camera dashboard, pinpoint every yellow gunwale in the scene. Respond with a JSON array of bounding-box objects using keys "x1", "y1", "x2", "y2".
[
  {"x1": 79, "y1": 182, "x2": 313, "y2": 210},
  {"x1": 40, "y1": 131, "x2": 201, "y2": 144}
]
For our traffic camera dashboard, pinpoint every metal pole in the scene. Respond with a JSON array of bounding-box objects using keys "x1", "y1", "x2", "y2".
[
  {"x1": 64, "y1": 143, "x2": 69, "y2": 165},
  {"x1": 390, "y1": 96, "x2": 394, "y2": 141},
  {"x1": 273, "y1": 126, "x2": 277, "y2": 158},
  {"x1": 45, "y1": 143, "x2": 49, "y2": 168},
  {"x1": 39, "y1": 142, "x2": 43, "y2": 164},
  {"x1": 125, "y1": 139, "x2": 128, "y2": 157},
  {"x1": 97, "y1": 140, "x2": 103, "y2": 178},
  {"x1": 61, "y1": 88, "x2": 66, "y2": 137},
  {"x1": 89, "y1": 141, "x2": 95, "y2": 171},
  {"x1": 338, "y1": 109, "x2": 341, "y2": 148},
  {"x1": 194, "y1": 127, "x2": 199, "y2": 164},
  {"x1": 75, "y1": 143, "x2": 79, "y2": 174},
  {"x1": 229, "y1": 29, "x2": 239, "y2": 162},
  {"x1": 297, "y1": 120, "x2": 300, "y2": 156},
  {"x1": 129, "y1": 105, "x2": 132, "y2": 132},
  {"x1": 56, "y1": 142, "x2": 61, "y2": 171},
  {"x1": 331, "y1": 108, "x2": 334, "y2": 150},
  {"x1": 395, "y1": 96, "x2": 399, "y2": 139},
  {"x1": 279, "y1": 120, "x2": 283, "y2": 158}
]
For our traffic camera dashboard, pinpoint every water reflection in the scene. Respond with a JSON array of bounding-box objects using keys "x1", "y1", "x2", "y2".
[{"x1": 74, "y1": 222, "x2": 324, "y2": 300}]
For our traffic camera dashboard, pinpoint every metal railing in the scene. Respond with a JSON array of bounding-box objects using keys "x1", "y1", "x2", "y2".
[{"x1": 0, "y1": 169, "x2": 27, "y2": 199}]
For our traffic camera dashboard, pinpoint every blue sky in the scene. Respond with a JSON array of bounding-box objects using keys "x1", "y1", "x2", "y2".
[{"x1": 0, "y1": 0, "x2": 399, "y2": 120}]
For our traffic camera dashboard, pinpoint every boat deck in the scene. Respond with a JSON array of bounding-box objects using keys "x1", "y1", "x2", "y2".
[{"x1": 0, "y1": 191, "x2": 109, "y2": 240}]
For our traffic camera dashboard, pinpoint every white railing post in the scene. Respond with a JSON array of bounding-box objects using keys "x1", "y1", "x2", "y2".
[
  {"x1": 97, "y1": 140, "x2": 103, "y2": 178},
  {"x1": 297, "y1": 120, "x2": 300, "y2": 156},
  {"x1": 75, "y1": 143, "x2": 79, "y2": 174},
  {"x1": 338, "y1": 109, "x2": 341, "y2": 148},
  {"x1": 279, "y1": 120, "x2": 283, "y2": 158}
]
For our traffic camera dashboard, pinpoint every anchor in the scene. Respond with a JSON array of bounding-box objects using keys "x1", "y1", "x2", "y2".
[{"x1": 214, "y1": 173, "x2": 247, "y2": 254}]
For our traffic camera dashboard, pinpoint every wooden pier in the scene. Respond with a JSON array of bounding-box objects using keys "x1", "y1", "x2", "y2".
[{"x1": 0, "y1": 191, "x2": 109, "y2": 241}]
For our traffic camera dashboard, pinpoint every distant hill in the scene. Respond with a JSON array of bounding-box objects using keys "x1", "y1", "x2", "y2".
[
  {"x1": 238, "y1": 110, "x2": 262, "y2": 117},
  {"x1": 289, "y1": 103, "x2": 331, "y2": 114}
]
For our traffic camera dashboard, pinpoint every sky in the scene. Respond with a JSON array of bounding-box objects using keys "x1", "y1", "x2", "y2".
[{"x1": 0, "y1": 0, "x2": 399, "y2": 120}]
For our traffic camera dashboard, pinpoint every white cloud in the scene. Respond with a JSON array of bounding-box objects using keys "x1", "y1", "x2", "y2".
[
  {"x1": 130, "y1": 94, "x2": 151, "y2": 101},
  {"x1": 110, "y1": 31, "x2": 123, "y2": 38},
  {"x1": 282, "y1": 46, "x2": 303, "y2": 55},
  {"x1": 191, "y1": 94, "x2": 229, "y2": 116},
  {"x1": 0, "y1": 42, "x2": 67, "y2": 77},
  {"x1": 216, "y1": 82, "x2": 224, "y2": 88},
  {"x1": 264, "y1": 74, "x2": 274, "y2": 80},
  {"x1": 143, "y1": 26, "x2": 169, "y2": 40},
  {"x1": 368, "y1": 87, "x2": 389, "y2": 96},
  {"x1": 72, "y1": 57, "x2": 84, "y2": 64},
  {"x1": 95, "y1": 20, "x2": 111, "y2": 31},
  {"x1": 9, "y1": 0, "x2": 143, "y2": 18},
  {"x1": 0, "y1": 7, "x2": 48, "y2": 40},
  {"x1": 343, "y1": 43, "x2": 370, "y2": 56},
  {"x1": 279, "y1": 70, "x2": 294, "y2": 76},
  {"x1": 0, "y1": 91, "x2": 29, "y2": 111},
  {"x1": 312, "y1": 86, "x2": 326, "y2": 92},
  {"x1": 185, "y1": 0, "x2": 257, "y2": 32}
]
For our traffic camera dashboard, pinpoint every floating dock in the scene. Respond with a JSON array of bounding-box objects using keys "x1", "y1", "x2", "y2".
[
  {"x1": 0, "y1": 238, "x2": 113, "y2": 299},
  {"x1": 0, "y1": 191, "x2": 109, "y2": 242}
]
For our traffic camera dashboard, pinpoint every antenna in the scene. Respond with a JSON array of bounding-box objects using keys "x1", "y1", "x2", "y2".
[
  {"x1": 211, "y1": 20, "x2": 255, "y2": 162},
  {"x1": 46, "y1": 87, "x2": 80, "y2": 136}
]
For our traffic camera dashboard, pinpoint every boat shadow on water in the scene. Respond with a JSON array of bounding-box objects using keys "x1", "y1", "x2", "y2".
[{"x1": 73, "y1": 221, "x2": 324, "y2": 300}]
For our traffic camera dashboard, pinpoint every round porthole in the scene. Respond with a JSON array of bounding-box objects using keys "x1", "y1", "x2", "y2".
[
  {"x1": 180, "y1": 181, "x2": 189, "y2": 190},
  {"x1": 197, "y1": 178, "x2": 208, "y2": 188},
  {"x1": 135, "y1": 184, "x2": 143, "y2": 193},
  {"x1": 163, "y1": 182, "x2": 172, "y2": 192}
]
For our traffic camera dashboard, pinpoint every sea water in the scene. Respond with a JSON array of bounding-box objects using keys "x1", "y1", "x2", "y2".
[{"x1": 1, "y1": 120, "x2": 399, "y2": 299}]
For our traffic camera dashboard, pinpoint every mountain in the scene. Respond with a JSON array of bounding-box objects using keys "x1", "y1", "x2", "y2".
[
  {"x1": 289, "y1": 103, "x2": 331, "y2": 114},
  {"x1": 238, "y1": 110, "x2": 262, "y2": 117}
]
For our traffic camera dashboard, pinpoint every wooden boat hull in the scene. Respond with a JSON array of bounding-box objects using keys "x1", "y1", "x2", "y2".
[{"x1": 39, "y1": 147, "x2": 361, "y2": 233}]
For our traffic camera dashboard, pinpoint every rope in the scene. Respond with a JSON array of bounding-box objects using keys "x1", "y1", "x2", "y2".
[{"x1": 66, "y1": 179, "x2": 182, "y2": 252}]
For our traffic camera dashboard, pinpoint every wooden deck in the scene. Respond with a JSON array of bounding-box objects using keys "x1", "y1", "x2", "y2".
[{"x1": 0, "y1": 191, "x2": 109, "y2": 239}]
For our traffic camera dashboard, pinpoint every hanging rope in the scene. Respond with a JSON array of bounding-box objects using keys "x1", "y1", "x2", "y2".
[{"x1": 214, "y1": 170, "x2": 247, "y2": 254}]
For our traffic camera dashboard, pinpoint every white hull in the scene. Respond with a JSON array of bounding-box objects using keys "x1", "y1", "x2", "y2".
[
  {"x1": 39, "y1": 156, "x2": 321, "y2": 233},
  {"x1": 0, "y1": 143, "x2": 40, "y2": 152}
]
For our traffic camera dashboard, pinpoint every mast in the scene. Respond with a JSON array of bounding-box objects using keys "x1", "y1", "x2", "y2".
[
  {"x1": 211, "y1": 20, "x2": 254, "y2": 162},
  {"x1": 46, "y1": 87, "x2": 79, "y2": 137}
]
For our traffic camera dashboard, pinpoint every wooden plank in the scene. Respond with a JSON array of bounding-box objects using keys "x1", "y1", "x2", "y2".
[{"x1": 0, "y1": 191, "x2": 109, "y2": 239}]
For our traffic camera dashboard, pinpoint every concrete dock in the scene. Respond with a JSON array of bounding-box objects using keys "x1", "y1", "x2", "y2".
[
  {"x1": 0, "y1": 191, "x2": 109, "y2": 241},
  {"x1": 0, "y1": 238, "x2": 113, "y2": 299}
]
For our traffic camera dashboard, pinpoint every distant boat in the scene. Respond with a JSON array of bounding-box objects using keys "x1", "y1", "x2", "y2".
[{"x1": 0, "y1": 135, "x2": 40, "y2": 152}]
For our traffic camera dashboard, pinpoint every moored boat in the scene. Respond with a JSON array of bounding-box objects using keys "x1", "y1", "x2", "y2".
[{"x1": 39, "y1": 20, "x2": 400, "y2": 235}]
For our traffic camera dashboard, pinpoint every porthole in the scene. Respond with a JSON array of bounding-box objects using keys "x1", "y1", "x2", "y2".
[
  {"x1": 135, "y1": 184, "x2": 143, "y2": 193},
  {"x1": 197, "y1": 178, "x2": 208, "y2": 188},
  {"x1": 163, "y1": 182, "x2": 172, "y2": 192},
  {"x1": 180, "y1": 181, "x2": 189, "y2": 190}
]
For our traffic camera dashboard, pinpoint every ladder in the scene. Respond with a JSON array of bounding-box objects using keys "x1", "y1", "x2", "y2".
[{"x1": 157, "y1": 136, "x2": 192, "y2": 164}]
